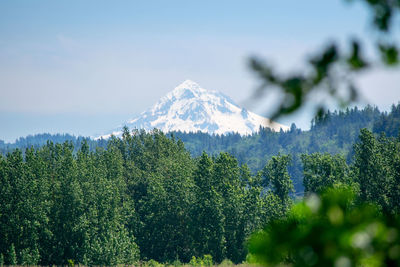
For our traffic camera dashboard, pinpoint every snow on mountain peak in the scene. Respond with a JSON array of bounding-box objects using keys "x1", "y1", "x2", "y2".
[
  {"x1": 175, "y1": 79, "x2": 201, "y2": 91},
  {"x1": 165, "y1": 79, "x2": 205, "y2": 100},
  {"x1": 98, "y1": 80, "x2": 289, "y2": 139}
]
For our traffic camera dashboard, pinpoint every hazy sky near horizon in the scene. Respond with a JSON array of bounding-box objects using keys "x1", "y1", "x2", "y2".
[{"x1": 1, "y1": 0, "x2": 400, "y2": 142}]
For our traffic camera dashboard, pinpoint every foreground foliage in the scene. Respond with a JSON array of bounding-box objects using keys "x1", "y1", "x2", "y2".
[
  {"x1": 248, "y1": 187, "x2": 400, "y2": 266},
  {"x1": 250, "y1": 0, "x2": 399, "y2": 121}
]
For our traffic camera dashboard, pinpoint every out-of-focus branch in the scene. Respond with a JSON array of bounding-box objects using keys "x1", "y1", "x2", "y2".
[{"x1": 250, "y1": 0, "x2": 399, "y2": 120}]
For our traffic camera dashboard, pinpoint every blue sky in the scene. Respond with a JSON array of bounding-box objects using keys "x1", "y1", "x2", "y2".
[{"x1": 1, "y1": 0, "x2": 399, "y2": 142}]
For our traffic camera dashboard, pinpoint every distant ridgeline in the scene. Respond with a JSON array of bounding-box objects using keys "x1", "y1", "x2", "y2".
[
  {"x1": 1, "y1": 104, "x2": 400, "y2": 193},
  {"x1": 0, "y1": 133, "x2": 108, "y2": 155}
]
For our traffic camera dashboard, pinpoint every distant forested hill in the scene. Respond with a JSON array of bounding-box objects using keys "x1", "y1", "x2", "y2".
[
  {"x1": 173, "y1": 105, "x2": 385, "y2": 192},
  {"x1": 0, "y1": 133, "x2": 107, "y2": 155},
  {"x1": 1, "y1": 104, "x2": 399, "y2": 193}
]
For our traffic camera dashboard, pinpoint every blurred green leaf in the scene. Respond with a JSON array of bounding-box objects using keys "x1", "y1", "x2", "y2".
[
  {"x1": 248, "y1": 187, "x2": 400, "y2": 266},
  {"x1": 347, "y1": 40, "x2": 369, "y2": 70},
  {"x1": 379, "y1": 43, "x2": 399, "y2": 65}
]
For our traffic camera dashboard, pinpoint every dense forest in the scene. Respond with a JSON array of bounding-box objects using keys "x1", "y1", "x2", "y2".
[
  {"x1": 2, "y1": 104, "x2": 400, "y2": 193},
  {"x1": 1, "y1": 104, "x2": 400, "y2": 265},
  {"x1": 0, "y1": 129, "x2": 276, "y2": 265}
]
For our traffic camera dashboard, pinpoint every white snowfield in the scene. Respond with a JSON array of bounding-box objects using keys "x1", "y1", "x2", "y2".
[{"x1": 97, "y1": 80, "x2": 288, "y2": 139}]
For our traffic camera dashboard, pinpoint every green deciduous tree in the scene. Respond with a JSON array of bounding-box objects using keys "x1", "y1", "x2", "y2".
[
  {"x1": 192, "y1": 152, "x2": 226, "y2": 262},
  {"x1": 213, "y1": 153, "x2": 246, "y2": 263},
  {"x1": 353, "y1": 129, "x2": 400, "y2": 214},
  {"x1": 262, "y1": 154, "x2": 294, "y2": 206},
  {"x1": 302, "y1": 152, "x2": 351, "y2": 194}
]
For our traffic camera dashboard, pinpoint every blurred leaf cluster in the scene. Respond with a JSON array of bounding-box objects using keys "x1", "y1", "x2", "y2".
[
  {"x1": 250, "y1": 0, "x2": 400, "y2": 120},
  {"x1": 248, "y1": 186, "x2": 400, "y2": 266}
]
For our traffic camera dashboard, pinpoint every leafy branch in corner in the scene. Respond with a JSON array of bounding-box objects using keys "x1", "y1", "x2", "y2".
[{"x1": 250, "y1": 0, "x2": 400, "y2": 120}]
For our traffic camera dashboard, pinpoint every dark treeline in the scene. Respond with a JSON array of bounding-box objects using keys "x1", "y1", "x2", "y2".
[
  {"x1": 0, "y1": 133, "x2": 107, "y2": 156},
  {"x1": 1, "y1": 123, "x2": 400, "y2": 265},
  {"x1": 174, "y1": 104, "x2": 384, "y2": 159},
  {"x1": 3, "y1": 104, "x2": 400, "y2": 194}
]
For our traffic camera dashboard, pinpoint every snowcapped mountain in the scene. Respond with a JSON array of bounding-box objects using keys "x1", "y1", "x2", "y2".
[{"x1": 98, "y1": 80, "x2": 288, "y2": 138}]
